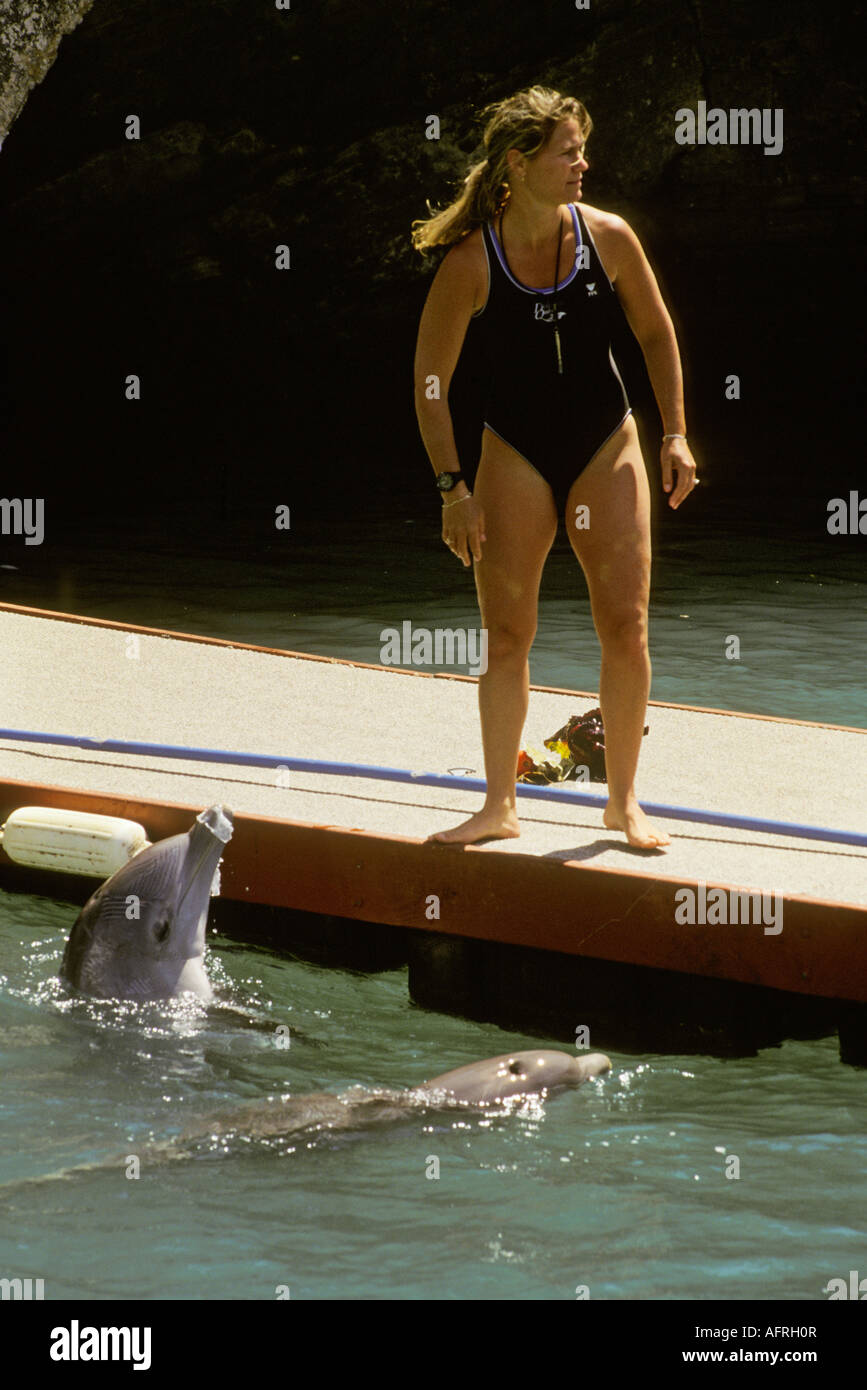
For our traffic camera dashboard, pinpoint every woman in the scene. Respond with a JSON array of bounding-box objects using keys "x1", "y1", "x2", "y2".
[{"x1": 412, "y1": 87, "x2": 698, "y2": 850}]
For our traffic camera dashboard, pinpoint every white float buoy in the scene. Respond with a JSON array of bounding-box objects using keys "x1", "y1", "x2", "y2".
[{"x1": 0, "y1": 806, "x2": 151, "y2": 878}]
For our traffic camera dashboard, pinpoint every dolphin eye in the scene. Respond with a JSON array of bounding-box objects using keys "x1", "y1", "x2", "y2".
[
  {"x1": 508, "y1": 1060, "x2": 523, "y2": 1075},
  {"x1": 154, "y1": 919, "x2": 171, "y2": 944}
]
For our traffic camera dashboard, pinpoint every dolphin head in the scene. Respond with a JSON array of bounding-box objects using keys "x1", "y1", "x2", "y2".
[
  {"x1": 421, "y1": 1048, "x2": 611, "y2": 1104},
  {"x1": 59, "y1": 805, "x2": 234, "y2": 1001}
]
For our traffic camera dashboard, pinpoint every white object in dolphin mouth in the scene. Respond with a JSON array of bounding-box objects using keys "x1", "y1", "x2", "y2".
[{"x1": 197, "y1": 805, "x2": 234, "y2": 843}]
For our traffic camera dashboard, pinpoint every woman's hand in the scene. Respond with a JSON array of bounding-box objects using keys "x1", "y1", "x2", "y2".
[
  {"x1": 661, "y1": 437, "x2": 699, "y2": 509},
  {"x1": 441, "y1": 493, "x2": 486, "y2": 566}
]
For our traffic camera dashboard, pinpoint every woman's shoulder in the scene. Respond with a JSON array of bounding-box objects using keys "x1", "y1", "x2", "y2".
[
  {"x1": 434, "y1": 227, "x2": 487, "y2": 307},
  {"x1": 576, "y1": 202, "x2": 631, "y2": 238},
  {"x1": 577, "y1": 203, "x2": 640, "y2": 279},
  {"x1": 442, "y1": 225, "x2": 486, "y2": 267}
]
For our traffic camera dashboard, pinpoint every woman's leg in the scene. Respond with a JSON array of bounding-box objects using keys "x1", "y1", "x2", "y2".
[
  {"x1": 565, "y1": 414, "x2": 670, "y2": 850},
  {"x1": 430, "y1": 428, "x2": 558, "y2": 844}
]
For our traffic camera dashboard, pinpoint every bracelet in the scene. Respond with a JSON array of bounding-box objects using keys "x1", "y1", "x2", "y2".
[
  {"x1": 442, "y1": 491, "x2": 473, "y2": 508},
  {"x1": 663, "y1": 433, "x2": 687, "y2": 441}
]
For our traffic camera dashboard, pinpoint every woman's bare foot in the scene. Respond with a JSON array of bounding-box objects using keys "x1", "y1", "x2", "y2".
[
  {"x1": 604, "y1": 798, "x2": 670, "y2": 850},
  {"x1": 428, "y1": 806, "x2": 521, "y2": 845}
]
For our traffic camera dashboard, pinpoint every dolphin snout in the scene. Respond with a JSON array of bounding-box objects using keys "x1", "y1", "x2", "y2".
[
  {"x1": 196, "y1": 805, "x2": 234, "y2": 842},
  {"x1": 577, "y1": 1052, "x2": 612, "y2": 1081}
]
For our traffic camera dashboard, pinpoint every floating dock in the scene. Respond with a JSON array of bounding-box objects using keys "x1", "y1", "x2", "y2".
[{"x1": 0, "y1": 601, "x2": 864, "y2": 1060}]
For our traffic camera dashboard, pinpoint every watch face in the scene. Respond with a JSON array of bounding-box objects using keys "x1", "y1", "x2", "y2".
[{"x1": 437, "y1": 472, "x2": 457, "y2": 490}]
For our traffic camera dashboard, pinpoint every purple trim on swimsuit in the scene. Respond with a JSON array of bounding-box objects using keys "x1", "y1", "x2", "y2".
[
  {"x1": 578, "y1": 211, "x2": 615, "y2": 292},
  {"x1": 488, "y1": 203, "x2": 583, "y2": 295}
]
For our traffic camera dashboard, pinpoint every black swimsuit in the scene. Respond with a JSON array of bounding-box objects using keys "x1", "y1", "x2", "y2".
[{"x1": 473, "y1": 203, "x2": 632, "y2": 513}]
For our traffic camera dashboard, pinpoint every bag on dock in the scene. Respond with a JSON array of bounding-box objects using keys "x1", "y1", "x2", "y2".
[{"x1": 517, "y1": 708, "x2": 648, "y2": 785}]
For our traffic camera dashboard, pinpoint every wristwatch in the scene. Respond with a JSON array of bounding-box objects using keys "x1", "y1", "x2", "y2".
[{"x1": 436, "y1": 471, "x2": 466, "y2": 493}]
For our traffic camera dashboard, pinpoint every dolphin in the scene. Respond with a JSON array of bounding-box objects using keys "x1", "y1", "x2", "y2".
[
  {"x1": 180, "y1": 1048, "x2": 613, "y2": 1146},
  {"x1": 0, "y1": 1048, "x2": 612, "y2": 1190},
  {"x1": 59, "y1": 805, "x2": 234, "y2": 1001}
]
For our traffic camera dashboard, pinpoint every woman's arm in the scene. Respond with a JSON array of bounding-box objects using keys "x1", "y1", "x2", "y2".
[
  {"x1": 587, "y1": 209, "x2": 699, "y2": 509},
  {"x1": 414, "y1": 236, "x2": 488, "y2": 563}
]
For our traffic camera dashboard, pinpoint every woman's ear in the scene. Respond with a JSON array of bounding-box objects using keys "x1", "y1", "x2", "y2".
[{"x1": 505, "y1": 148, "x2": 524, "y2": 180}]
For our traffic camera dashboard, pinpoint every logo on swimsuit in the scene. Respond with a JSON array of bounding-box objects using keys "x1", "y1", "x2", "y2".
[
  {"x1": 534, "y1": 303, "x2": 566, "y2": 323},
  {"x1": 585, "y1": 283, "x2": 597, "y2": 296}
]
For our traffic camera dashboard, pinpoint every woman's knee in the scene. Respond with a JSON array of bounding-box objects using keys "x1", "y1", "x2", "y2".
[
  {"x1": 482, "y1": 619, "x2": 536, "y2": 666},
  {"x1": 594, "y1": 604, "x2": 649, "y2": 657}
]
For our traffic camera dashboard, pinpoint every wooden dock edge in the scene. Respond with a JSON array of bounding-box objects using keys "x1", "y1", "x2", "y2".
[
  {"x1": 2, "y1": 777, "x2": 864, "y2": 1063},
  {"x1": 0, "y1": 776, "x2": 863, "y2": 1006}
]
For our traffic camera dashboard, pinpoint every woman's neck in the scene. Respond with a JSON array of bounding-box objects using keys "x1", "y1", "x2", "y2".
[{"x1": 500, "y1": 193, "x2": 565, "y2": 251}]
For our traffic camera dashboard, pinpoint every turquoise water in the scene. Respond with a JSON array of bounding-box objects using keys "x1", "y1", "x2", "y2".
[
  {"x1": 3, "y1": 506, "x2": 863, "y2": 726},
  {"x1": 1, "y1": 898, "x2": 864, "y2": 1301},
  {"x1": 0, "y1": 508, "x2": 864, "y2": 1300}
]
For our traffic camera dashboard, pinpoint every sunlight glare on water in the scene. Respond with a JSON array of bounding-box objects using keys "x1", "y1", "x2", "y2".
[{"x1": 0, "y1": 887, "x2": 864, "y2": 1300}]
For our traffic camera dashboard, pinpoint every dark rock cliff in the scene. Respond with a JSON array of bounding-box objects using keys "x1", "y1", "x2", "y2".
[
  {"x1": 0, "y1": 0, "x2": 862, "y2": 525},
  {"x1": 0, "y1": 0, "x2": 95, "y2": 142}
]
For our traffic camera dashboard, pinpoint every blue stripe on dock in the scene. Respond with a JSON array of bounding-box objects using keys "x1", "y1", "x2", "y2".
[{"x1": 1, "y1": 728, "x2": 865, "y2": 849}]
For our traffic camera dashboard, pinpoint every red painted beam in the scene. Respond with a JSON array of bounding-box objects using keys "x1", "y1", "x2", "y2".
[{"x1": 0, "y1": 776, "x2": 863, "y2": 1004}]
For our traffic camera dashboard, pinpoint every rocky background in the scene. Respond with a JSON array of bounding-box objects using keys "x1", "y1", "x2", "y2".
[
  {"x1": 0, "y1": 0, "x2": 95, "y2": 138},
  {"x1": 0, "y1": 0, "x2": 862, "y2": 531}
]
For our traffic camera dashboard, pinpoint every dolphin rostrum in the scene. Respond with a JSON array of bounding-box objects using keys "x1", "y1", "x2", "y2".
[{"x1": 59, "y1": 805, "x2": 234, "y2": 1001}]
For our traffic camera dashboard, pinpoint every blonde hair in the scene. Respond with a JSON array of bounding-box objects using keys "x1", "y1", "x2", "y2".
[{"x1": 411, "y1": 86, "x2": 592, "y2": 254}]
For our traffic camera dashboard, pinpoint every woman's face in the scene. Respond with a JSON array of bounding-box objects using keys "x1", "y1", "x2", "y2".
[{"x1": 515, "y1": 117, "x2": 589, "y2": 204}]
